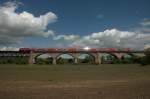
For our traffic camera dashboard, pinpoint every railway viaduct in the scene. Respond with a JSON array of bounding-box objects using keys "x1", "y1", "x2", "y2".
[{"x1": 0, "y1": 48, "x2": 149, "y2": 64}]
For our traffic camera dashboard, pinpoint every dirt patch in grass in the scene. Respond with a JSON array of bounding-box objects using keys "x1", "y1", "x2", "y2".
[
  {"x1": 0, "y1": 64, "x2": 150, "y2": 99},
  {"x1": 0, "y1": 79, "x2": 150, "y2": 99}
]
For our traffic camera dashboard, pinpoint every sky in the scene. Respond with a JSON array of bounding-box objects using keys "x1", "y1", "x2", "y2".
[{"x1": 0, "y1": 0, "x2": 150, "y2": 50}]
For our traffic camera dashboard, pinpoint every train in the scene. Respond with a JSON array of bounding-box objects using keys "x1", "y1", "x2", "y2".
[{"x1": 19, "y1": 48, "x2": 131, "y2": 52}]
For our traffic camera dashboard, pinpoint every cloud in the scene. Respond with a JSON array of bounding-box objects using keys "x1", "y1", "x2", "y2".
[
  {"x1": 140, "y1": 20, "x2": 150, "y2": 26},
  {"x1": 0, "y1": 1, "x2": 57, "y2": 46},
  {"x1": 0, "y1": 2, "x2": 149, "y2": 50},
  {"x1": 0, "y1": 46, "x2": 19, "y2": 51},
  {"x1": 54, "y1": 35, "x2": 80, "y2": 41},
  {"x1": 133, "y1": 19, "x2": 150, "y2": 34},
  {"x1": 56, "y1": 29, "x2": 150, "y2": 49}
]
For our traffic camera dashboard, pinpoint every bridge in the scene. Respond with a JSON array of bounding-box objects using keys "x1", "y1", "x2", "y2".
[{"x1": 0, "y1": 48, "x2": 149, "y2": 64}]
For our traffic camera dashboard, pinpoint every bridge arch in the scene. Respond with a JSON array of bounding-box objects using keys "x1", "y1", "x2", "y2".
[
  {"x1": 77, "y1": 52, "x2": 96, "y2": 64},
  {"x1": 121, "y1": 53, "x2": 135, "y2": 59},
  {"x1": 100, "y1": 53, "x2": 118, "y2": 64},
  {"x1": 100, "y1": 53, "x2": 139, "y2": 64},
  {"x1": 34, "y1": 53, "x2": 53, "y2": 64},
  {"x1": 55, "y1": 53, "x2": 75, "y2": 64}
]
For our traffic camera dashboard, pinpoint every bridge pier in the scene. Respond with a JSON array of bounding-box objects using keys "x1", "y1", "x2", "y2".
[
  {"x1": 28, "y1": 51, "x2": 35, "y2": 64},
  {"x1": 52, "y1": 57, "x2": 57, "y2": 65},
  {"x1": 91, "y1": 53, "x2": 102, "y2": 64},
  {"x1": 74, "y1": 58, "x2": 78, "y2": 64},
  {"x1": 71, "y1": 53, "x2": 80, "y2": 64},
  {"x1": 49, "y1": 53, "x2": 60, "y2": 65},
  {"x1": 97, "y1": 53, "x2": 102, "y2": 64}
]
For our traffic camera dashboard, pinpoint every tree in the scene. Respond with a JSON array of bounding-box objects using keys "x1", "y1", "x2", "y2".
[{"x1": 140, "y1": 48, "x2": 150, "y2": 65}]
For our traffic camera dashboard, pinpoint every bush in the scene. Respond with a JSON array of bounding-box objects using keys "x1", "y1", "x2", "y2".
[
  {"x1": 0, "y1": 56, "x2": 28, "y2": 64},
  {"x1": 140, "y1": 56, "x2": 150, "y2": 65}
]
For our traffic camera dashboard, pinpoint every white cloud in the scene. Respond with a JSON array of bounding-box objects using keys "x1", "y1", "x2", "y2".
[
  {"x1": 0, "y1": 1, "x2": 57, "y2": 46},
  {"x1": 54, "y1": 19, "x2": 150, "y2": 50},
  {"x1": 54, "y1": 35, "x2": 80, "y2": 41},
  {"x1": 0, "y1": 2, "x2": 150, "y2": 50},
  {"x1": 57, "y1": 29, "x2": 150, "y2": 50},
  {"x1": 135, "y1": 19, "x2": 150, "y2": 34},
  {"x1": 0, "y1": 46, "x2": 19, "y2": 51},
  {"x1": 140, "y1": 20, "x2": 150, "y2": 26}
]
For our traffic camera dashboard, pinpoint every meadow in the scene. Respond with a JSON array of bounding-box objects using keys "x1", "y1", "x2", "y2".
[{"x1": 0, "y1": 64, "x2": 150, "y2": 99}]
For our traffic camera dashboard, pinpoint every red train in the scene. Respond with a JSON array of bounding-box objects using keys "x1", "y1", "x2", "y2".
[{"x1": 19, "y1": 48, "x2": 131, "y2": 52}]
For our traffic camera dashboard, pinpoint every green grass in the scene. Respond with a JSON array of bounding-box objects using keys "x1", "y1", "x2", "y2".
[
  {"x1": 0, "y1": 64, "x2": 150, "y2": 82},
  {"x1": 0, "y1": 64, "x2": 150, "y2": 99}
]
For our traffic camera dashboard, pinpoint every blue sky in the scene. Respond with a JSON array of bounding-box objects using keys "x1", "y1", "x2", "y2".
[
  {"x1": 15, "y1": 0, "x2": 149, "y2": 32},
  {"x1": 0, "y1": 0, "x2": 150, "y2": 50}
]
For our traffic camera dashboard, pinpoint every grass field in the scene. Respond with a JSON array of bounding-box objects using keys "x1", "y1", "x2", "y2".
[{"x1": 0, "y1": 64, "x2": 150, "y2": 99}]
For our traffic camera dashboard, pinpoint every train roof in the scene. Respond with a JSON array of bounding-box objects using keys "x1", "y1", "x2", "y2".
[{"x1": 19, "y1": 48, "x2": 132, "y2": 52}]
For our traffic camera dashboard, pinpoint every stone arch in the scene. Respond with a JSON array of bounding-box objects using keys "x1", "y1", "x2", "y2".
[
  {"x1": 111, "y1": 53, "x2": 135, "y2": 62},
  {"x1": 121, "y1": 53, "x2": 135, "y2": 59},
  {"x1": 108, "y1": 53, "x2": 119, "y2": 59},
  {"x1": 35, "y1": 53, "x2": 50, "y2": 59},
  {"x1": 55, "y1": 53, "x2": 75, "y2": 64},
  {"x1": 100, "y1": 53, "x2": 118, "y2": 64},
  {"x1": 55, "y1": 53, "x2": 75, "y2": 59},
  {"x1": 101, "y1": 53, "x2": 118, "y2": 59},
  {"x1": 77, "y1": 52, "x2": 96, "y2": 64},
  {"x1": 34, "y1": 53, "x2": 53, "y2": 64}
]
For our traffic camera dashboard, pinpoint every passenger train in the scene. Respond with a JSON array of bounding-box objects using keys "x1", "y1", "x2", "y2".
[{"x1": 19, "y1": 48, "x2": 131, "y2": 52}]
